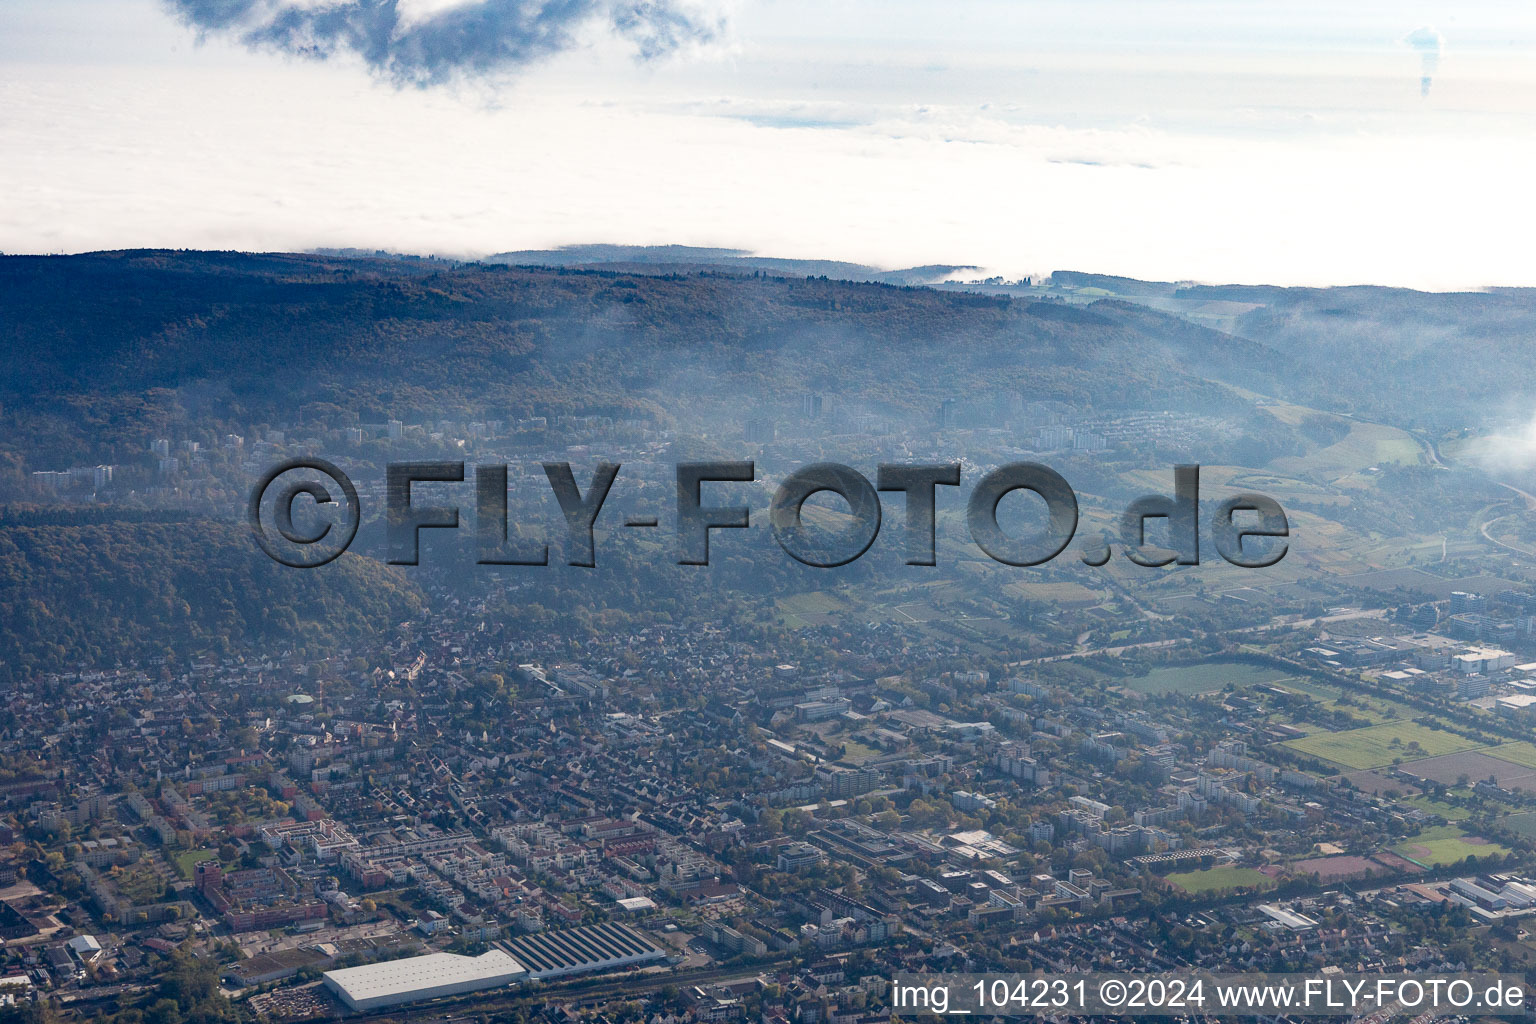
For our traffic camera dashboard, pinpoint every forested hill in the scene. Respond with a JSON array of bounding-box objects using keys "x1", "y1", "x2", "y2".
[
  {"x1": 0, "y1": 250, "x2": 1283, "y2": 467},
  {"x1": 0, "y1": 250, "x2": 1311, "y2": 677},
  {"x1": 1028, "y1": 272, "x2": 1536, "y2": 432},
  {"x1": 0, "y1": 512, "x2": 423, "y2": 682},
  {"x1": 1191, "y1": 284, "x2": 1536, "y2": 430},
  {"x1": 5, "y1": 249, "x2": 1528, "y2": 676}
]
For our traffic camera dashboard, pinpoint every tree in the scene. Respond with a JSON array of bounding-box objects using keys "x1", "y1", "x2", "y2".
[{"x1": 145, "y1": 999, "x2": 182, "y2": 1024}]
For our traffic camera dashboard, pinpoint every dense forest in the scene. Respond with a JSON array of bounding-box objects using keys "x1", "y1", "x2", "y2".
[{"x1": 0, "y1": 510, "x2": 421, "y2": 681}]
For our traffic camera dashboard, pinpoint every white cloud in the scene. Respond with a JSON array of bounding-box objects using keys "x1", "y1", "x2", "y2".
[{"x1": 5, "y1": 0, "x2": 1536, "y2": 286}]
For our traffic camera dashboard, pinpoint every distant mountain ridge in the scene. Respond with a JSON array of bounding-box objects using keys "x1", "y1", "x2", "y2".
[
  {"x1": 482, "y1": 243, "x2": 979, "y2": 287},
  {"x1": 12, "y1": 247, "x2": 1536, "y2": 452},
  {"x1": 1, "y1": 249, "x2": 1282, "y2": 468}
]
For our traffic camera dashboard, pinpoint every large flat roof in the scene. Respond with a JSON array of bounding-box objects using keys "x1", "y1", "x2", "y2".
[
  {"x1": 324, "y1": 949, "x2": 525, "y2": 1004},
  {"x1": 500, "y1": 922, "x2": 665, "y2": 978}
]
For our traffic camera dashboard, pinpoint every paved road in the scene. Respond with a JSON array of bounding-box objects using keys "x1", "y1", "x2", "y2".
[
  {"x1": 1420, "y1": 431, "x2": 1536, "y2": 556},
  {"x1": 1479, "y1": 511, "x2": 1536, "y2": 557}
]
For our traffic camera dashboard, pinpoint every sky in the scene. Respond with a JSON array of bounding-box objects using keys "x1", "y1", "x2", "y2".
[{"x1": 4, "y1": 0, "x2": 1536, "y2": 287}]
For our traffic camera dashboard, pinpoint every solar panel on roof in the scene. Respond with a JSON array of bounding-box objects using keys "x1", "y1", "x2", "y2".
[{"x1": 498, "y1": 923, "x2": 666, "y2": 980}]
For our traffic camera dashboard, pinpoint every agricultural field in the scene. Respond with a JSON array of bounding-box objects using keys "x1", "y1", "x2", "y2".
[
  {"x1": 1123, "y1": 661, "x2": 1293, "y2": 696},
  {"x1": 776, "y1": 591, "x2": 848, "y2": 628},
  {"x1": 1000, "y1": 581, "x2": 1106, "y2": 606},
  {"x1": 1391, "y1": 825, "x2": 1509, "y2": 868},
  {"x1": 1272, "y1": 417, "x2": 1422, "y2": 487},
  {"x1": 1488, "y1": 742, "x2": 1536, "y2": 770},
  {"x1": 1165, "y1": 866, "x2": 1276, "y2": 894},
  {"x1": 1282, "y1": 721, "x2": 1482, "y2": 771},
  {"x1": 1403, "y1": 750, "x2": 1536, "y2": 793},
  {"x1": 1340, "y1": 770, "x2": 1419, "y2": 798},
  {"x1": 1338, "y1": 568, "x2": 1528, "y2": 601}
]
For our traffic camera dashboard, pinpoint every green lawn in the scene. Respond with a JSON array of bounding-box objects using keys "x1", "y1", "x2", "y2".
[
  {"x1": 838, "y1": 740, "x2": 882, "y2": 765},
  {"x1": 1166, "y1": 866, "x2": 1275, "y2": 894},
  {"x1": 1283, "y1": 721, "x2": 1484, "y2": 770},
  {"x1": 1392, "y1": 825, "x2": 1510, "y2": 867},
  {"x1": 173, "y1": 848, "x2": 220, "y2": 879}
]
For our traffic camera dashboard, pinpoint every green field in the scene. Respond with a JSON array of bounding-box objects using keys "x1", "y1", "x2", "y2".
[
  {"x1": 1124, "y1": 661, "x2": 1293, "y2": 696},
  {"x1": 1392, "y1": 825, "x2": 1510, "y2": 867},
  {"x1": 1499, "y1": 813, "x2": 1536, "y2": 841},
  {"x1": 838, "y1": 740, "x2": 882, "y2": 765},
  {"x1": 1165, "y1": 866, "x2": 1276, "y2": 894},
  {"x1": 1273, "y1": 417, "x2": 1422, "y2": 483},
  {"x1": 1283, "y1": 721, "x2": 1484, "y2": 770},
  {"x1": 776, "y1": 591, "x2": 847, "y2": 628},
  {"x1": 1489, "y1": 742, "x2": 1536, "y2": 769},
  {"x1": 1281, "y1": 683, "x2": 1412, "y2": 726},
  {"x1": 1000, "y1": 581, "x2": 1105, "y2": 606}
]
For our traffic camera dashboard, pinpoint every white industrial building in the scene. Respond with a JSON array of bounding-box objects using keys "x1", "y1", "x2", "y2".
[
  {"x1": 322, "y1": 949, "x2": 526, "y2": 1011},
  {"x1": 500, "y1": 922, "x2": 669, "y2": 980},
  {"x1": 1257, "y1": 903, "x2": 1318, "y2": 931}
]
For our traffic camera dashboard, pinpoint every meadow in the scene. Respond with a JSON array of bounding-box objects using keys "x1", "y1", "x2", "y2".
[
  {"x1": 1165, "y1": 866, "x2": 1276, "y2": 894},
  {"x1": 1282, "y1": 721, "x2": 1482, "y2": 771},
  {"x1": 1123, "y1": 660, "x2": 1293, "y2": 696}
]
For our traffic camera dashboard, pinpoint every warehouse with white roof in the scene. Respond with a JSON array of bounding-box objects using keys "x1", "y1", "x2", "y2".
[
  {"x1": 322, "y1": 949, "x2": 526, "y2": 1011},
  {"x1": 499, "y1": 921, "x2": 668, "y2": 980}
]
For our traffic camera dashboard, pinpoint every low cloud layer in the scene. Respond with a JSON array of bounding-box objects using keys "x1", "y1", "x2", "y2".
[
  {"x1": 1473, "y1": 413, "x2": 1536, "y2": 475},
  {"x1": 165, "y1": 0, "x2": 722, "y2": 86}
]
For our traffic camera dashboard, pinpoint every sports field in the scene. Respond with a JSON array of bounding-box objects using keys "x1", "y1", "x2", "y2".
[{"x1": 1392, "y1": 825, "x2": 1509, "y2": 868}]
